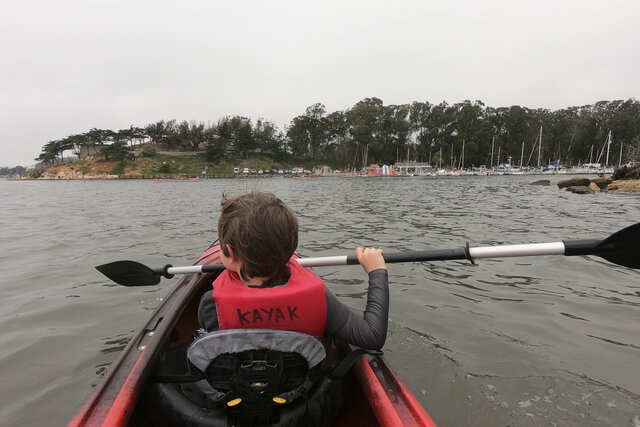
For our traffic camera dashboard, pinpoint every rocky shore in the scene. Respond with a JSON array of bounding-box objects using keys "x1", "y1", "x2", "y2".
[
  {"x1": 606, "y1": 179, "x2": 640, "y2": 192},
  {"x1": 557, "y1": 176, "x2": 640, "y2": 193},
  {"x1": 10, "y1": 160, "x2": 640, "y2": 193}
]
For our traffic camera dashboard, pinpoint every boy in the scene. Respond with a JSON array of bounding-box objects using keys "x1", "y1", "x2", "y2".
[{"x1": 198, "y1": 191, "x2": 388, "y2": 350}]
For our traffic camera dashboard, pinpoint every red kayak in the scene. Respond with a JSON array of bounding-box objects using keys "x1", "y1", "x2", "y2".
[{"x1": 70, "y1": 244, "x2": 437, "y2": 426}]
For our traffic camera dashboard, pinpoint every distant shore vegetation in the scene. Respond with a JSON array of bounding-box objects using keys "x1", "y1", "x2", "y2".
[
  {"x1": 0, "y1": 166, "x2": 27, "y2": 176},
  {"x1": 30, "y1": 98, "x2": 640, "y2": 174}
]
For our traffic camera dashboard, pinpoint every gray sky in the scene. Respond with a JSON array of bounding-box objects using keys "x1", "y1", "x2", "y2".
[{"x1": 2, "y1": 0, "x2": 639, "y2": 166}]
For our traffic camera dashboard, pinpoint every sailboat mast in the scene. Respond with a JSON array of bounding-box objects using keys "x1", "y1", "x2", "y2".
[
  {"x1": 490, "y1": 136, "x2": 495, "y2": 169},
  {"x1": 596, "y1": 132, "x2": 609, "y2": 164},
  {"x1": 520, "y1": 141, "x2": 524, "y2": 168},
  {"x1": 450, "y1": 143, "x2": 454, "y2": 167},
  {"x1": 619, "y1": 142, "x2": 623, "y2": 167},
  {"x1": 537, "y1": 126, "x2": 542, "y2": 168},
  {"x1": 605, "y1": 131, "x2": 612, "y2": 167}
]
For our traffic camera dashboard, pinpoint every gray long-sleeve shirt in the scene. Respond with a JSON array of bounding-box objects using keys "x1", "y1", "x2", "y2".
[{"x1": 197, "y1": 269, "x2": 389, "y2": 350}]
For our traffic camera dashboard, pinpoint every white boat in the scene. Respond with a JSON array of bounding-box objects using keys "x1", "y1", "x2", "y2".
[
  {"x1": 542, "y1": 161, "x2": 568, "y2": 174},
  {"x1": 436, "y1": 168, "x2": 459, "y2": 176},
  {"x1": 569, "y1": 163, "x2": 603, "y2": 174},
  {"x1": 504, "y1": 156, "x2": 524, "y2": 174}
]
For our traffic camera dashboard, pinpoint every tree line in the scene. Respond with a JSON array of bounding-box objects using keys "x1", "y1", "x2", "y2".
[
  {"x1": 0, "y1": 166, "x2": 27, "y2": 176},
  {"x1": 35, "y1": 98, "x2": 640, "y2": 169}
]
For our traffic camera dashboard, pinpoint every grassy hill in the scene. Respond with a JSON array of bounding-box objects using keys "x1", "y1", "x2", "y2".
[{"x1": 29, "y1": 152, "x2": 339, "y2": 179}]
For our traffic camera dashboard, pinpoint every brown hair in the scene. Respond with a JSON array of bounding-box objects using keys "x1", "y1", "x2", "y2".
[{"x1": 218, "y1": 191, "x2": 298, "y2": 281}]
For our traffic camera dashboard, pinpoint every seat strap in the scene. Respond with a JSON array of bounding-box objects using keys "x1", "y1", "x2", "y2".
[{"x1": 328, "y1": 348, "x2": 383, "y2": 379}]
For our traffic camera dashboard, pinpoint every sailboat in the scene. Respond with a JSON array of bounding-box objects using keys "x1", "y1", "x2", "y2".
[
  {"x1": 536, "y1": 127, "x2": 543, "y2": 173},
  {"x1": 521, "y1": 127, "x2": 544, "y2": 173},
  {"x1": 583, "y1": 131, "x2": 615, "y2": 174},
  {"x1": 505, "y1": 142, "x2": 526, "y2": 174},
  {"x1": 542, "y1": 160, "x2": 567, "y2": 174},
  {"x1": 603, "y1": 131, "x2": 615, "y2": 173}
]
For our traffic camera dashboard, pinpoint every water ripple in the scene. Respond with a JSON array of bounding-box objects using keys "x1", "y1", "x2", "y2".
[{"x1": 1, "y1": 177, "x2": 640, "y2": 426}]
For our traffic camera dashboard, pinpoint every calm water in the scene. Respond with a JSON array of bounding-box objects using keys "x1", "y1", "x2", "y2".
[{"x1": 0, "y1": 176, "x2": 639, "y2": 426}]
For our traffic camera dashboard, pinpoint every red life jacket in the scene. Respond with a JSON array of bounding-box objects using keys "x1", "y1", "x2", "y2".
[{"x1": 212, "y1": 259, "x2": 327, "y2": 339}]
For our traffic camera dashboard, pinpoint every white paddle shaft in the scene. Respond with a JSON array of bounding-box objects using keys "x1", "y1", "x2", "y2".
[
  {"x1": 469, "y1": 242, "x2": 566, "y2": 259},
  {"x1": 165, "y1": 242, "x2": 567, "y2": 276}
]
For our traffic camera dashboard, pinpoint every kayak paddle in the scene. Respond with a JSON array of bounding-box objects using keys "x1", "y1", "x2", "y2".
[{"x1": 96, "y1": 222, "x2": 639, "y2": 286}]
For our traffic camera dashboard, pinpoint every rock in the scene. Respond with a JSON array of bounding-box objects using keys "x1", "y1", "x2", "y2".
[
  {"x1": 589, "y1": 177, "x2": 613, "y2": 189},
  {"x1": 567, "y1": 186, "x2": 592, "y2": 194},
  {"x1": 530, "y1": 179, "x2": 550, "y2": 186},
  {"x1": 557, "y1": 176, "x2": 590, "y2": 189},
  {"x1": 606, "y1": 179, "x2": 640, "y2": 192},
  {"x1": 589, "y1": 182, "x2": 601, "y2": 192}
]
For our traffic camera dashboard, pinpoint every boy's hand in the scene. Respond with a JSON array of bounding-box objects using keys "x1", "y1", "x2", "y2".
[{"x1": 356, "y1": 247, "x2": 387, "y2": 273}]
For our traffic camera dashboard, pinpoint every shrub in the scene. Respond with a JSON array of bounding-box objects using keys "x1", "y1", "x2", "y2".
[
  {"x1": 110, "y1": 161, "x2": 126, "y2": 175},
  {"x1": 612, "y1": 165, "x2": 640, "y2": 180},
  {"x1": 102, "y1": 141, "x2": 134, "y2": 161},
  {"x1": 158, "y1": 162, "x2": 172, "y2": 173},
  {"x1": 205, "y1": 143, "x2": 225, "y2": 163},
  {"x1": 141, "y1": 145, "x2": 157, "y2": 157},
  {"x1": 29, "y1": 169, "x2": 43, "y2": 179}
]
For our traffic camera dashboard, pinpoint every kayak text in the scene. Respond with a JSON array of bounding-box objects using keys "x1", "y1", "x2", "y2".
[{"x1": 236, "y1": 306, "x2": 300, "y2": 326}]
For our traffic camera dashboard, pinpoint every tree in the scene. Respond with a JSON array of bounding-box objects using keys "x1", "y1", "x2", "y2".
[
  {"x1": 345, "y1": 98, "x2": 384, "y2": 167},
  {"x1": 0, "y1": 166, "x2": 26, "y2": 176},
  {"x1": 324, "y1": 110, "x2": 348, "y2": 161},
  {"x1": 31, "y1": 98, "x2": 640, "y2": 170},
  {"x1": 215, "y1": 116, "x2": 256, "y2": 158},
  {"x1": 173, "y1": 120, "x2": 206, "y2": 151},
  {"x1": 449, "y1": 100, "x2": 490, "y2": 167},
  {"x1": 235, "y1": 121, "x2": 256, "y2": 158},
  {"x1": 417, "y1": 101, "x2": 456, "y2": 166},
  {"x1": 161, "y1": 120, "x2": 180, "y2": 149},
  {"x1": 130, "y1": 126, "x2": 148, "y2": 145},
  {"x1": 254, "y1": 119, "x2": 286, "y2": 159},
  {"x1": 205, "y1": 140, "x2": 225, "y2": 163},
  {"x1": 624, "y1": 135, "x2": 640, "y2": 163},
  {"x1": 286, "y1": 103, "x2": 329, "y2": 158},
  {"x1": 35, "y1": 139, "x2": 63, "y2": 165},
  {"x1": 378, "y1": 103, "x2": 410, "y2": 164},
  {"x1": 204, "y1": 127, "x2": 225, "y2": 163},
  {"x1": 101, "y1": 141, "x2": 133, "y2": 161},
  {"x1": 145, "y1": 121, "x2": 169, "y2": 145},
  {"x1": 409, "y1": 102, "x2": 433, "y2": 144}
]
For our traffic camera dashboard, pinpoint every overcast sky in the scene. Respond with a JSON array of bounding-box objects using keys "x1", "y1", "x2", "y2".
[{"x1": 1, "y1": 0, "x2": 639, "y2": 166}]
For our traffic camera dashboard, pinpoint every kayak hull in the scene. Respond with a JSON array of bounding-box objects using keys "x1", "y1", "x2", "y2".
[{"x1": 70, "y1": 244, "x2": 436, "y2": 426}]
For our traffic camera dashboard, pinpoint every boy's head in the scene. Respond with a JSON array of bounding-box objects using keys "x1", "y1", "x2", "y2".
[{"x1": 218, "y1": 191, "x2": 298, "y2": 281}]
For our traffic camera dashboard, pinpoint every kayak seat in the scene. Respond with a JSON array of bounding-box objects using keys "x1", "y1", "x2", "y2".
[
  {"x1": 188, "y1": 328, "x2": 332, "y2": 425},
  {"x1": 141, "y1": 328, "x2": 351, "y2": 426}
]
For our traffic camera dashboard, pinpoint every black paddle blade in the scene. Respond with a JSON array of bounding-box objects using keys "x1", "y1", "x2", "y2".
[
  {"x1": 96, "y1": 261, "x2": 161, "y2": 286},
  {"x1": 597, "y1": 222, "x2": 640, "y2": 269}
]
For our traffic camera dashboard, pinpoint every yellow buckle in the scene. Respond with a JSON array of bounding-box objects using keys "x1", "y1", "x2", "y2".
[{"x1": 226, "y1": 398, "x2": 242, "y2": 407}]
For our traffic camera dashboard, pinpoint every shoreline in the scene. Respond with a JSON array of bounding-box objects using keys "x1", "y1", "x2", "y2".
[
  {"x1": 9, "y1": 172, "x2": 607, "y2": 180},
  {"x1": 8, "y1": 173, "x2": 640, "y2": 192},
  {"x1": 9, "y1": 172, "x2": 347, "y2": 180}
]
